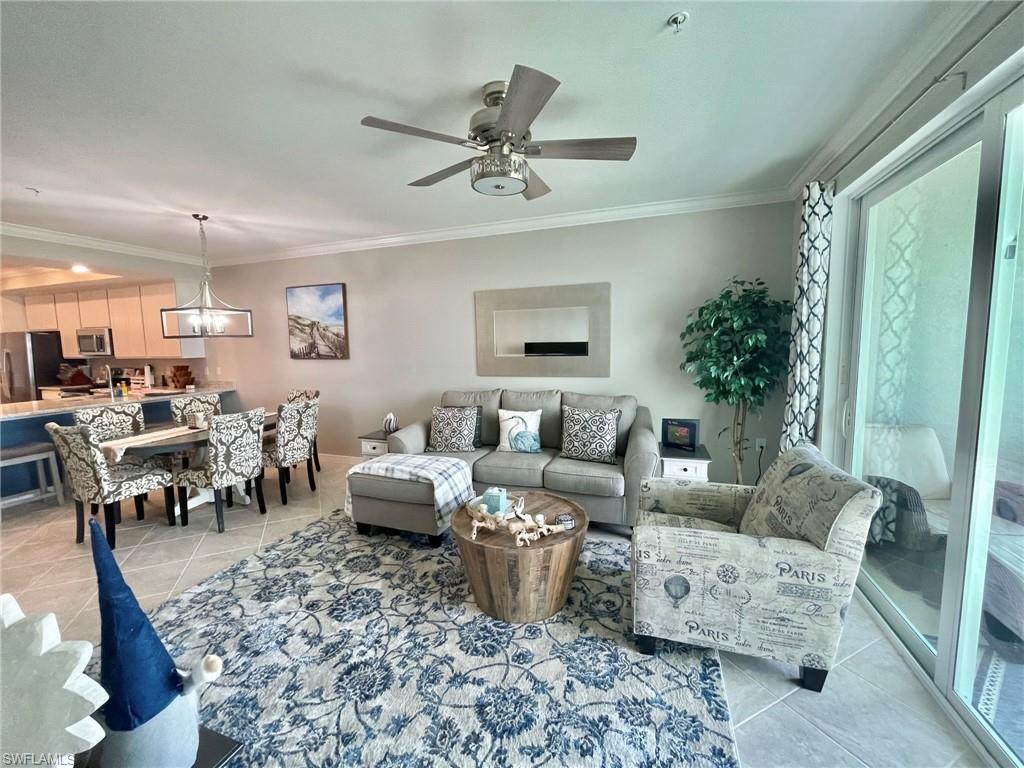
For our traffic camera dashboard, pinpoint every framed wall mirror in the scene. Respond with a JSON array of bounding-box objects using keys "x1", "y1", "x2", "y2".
[{"x1": 475, "y1": 282, "x2": 610, "y2": 377}]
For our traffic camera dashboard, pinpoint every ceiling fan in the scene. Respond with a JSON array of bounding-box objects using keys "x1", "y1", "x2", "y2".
[{"x1": 361, "y1": 64, "x2": 636, "y2": 200}]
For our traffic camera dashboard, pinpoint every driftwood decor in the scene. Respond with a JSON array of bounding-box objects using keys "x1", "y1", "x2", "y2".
[{"x1": 466, "y1": 495, "x2": 576, "y2": 547}]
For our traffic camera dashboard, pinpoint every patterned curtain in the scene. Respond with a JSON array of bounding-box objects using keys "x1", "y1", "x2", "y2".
[{"x1": 780, "y1": 181, "x2": 834, "y2": 451}]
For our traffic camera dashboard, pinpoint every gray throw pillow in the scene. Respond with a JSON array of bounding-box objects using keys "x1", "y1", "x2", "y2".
[
  {"x1": 427, "y1": 406, "x2": 481, "y2": 452},
  {"x1": 560, "y1": 405, "x2": 621, "y2": 464},
  {"x1": 562, "y1": 392, "x2": 637, "y2": 455},
  {"x1": 441, "y1": 389, "x2": 502, "y2": 445}
]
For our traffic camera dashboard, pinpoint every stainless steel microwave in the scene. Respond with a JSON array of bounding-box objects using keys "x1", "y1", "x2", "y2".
[{"x1": 75, "y1": 327, "x2": 113, "y2": 357}]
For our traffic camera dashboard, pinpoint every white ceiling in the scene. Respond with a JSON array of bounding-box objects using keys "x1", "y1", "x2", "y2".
[{"x1": 1, "y1": 1, "x2": 980, "y2": 263}]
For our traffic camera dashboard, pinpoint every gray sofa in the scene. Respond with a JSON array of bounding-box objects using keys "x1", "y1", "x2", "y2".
[{"x1": 347, "y1": 389, "x2": 659, "y2": 535}]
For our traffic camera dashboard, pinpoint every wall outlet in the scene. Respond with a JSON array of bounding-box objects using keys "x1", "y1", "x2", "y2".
[{"x1": 755, "y1": 438, "x2": 767, "y2": 453}]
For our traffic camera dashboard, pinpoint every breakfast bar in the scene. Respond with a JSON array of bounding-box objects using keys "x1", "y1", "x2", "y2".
[{"x1": 0, "y1": 387, "x2": 240, "y2": 502}]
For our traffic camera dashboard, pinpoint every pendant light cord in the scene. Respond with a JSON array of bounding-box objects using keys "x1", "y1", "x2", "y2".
[{"x1": 198, "y1": 216, "x2": 210, "y2": 278}]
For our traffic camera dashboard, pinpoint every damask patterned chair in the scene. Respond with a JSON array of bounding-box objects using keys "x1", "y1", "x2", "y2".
[
  {"x1": 45, "y1": 423, "x2": 175, "y2": 548},
  {"x1": 170, "y1": 393, "x2": 222, "y2": 425},
  {"x1": 262, "y1": 399, "x2": 318, "y2": 505},
  {"x1": 175, "y1": 408, "x2": 267, "y2": 533},
  {"x1": 74, "y1": 402, "x2": 160, "y2": 520},
  {"x1": 75, "y1": 401, "x2": 144, "y2": 439},
  {"x1": 286, "y1": 388, "x2": 321, "y2": 472},
  {"x1": 632, "y1": 443, "x2": 882, "y2": 692}
]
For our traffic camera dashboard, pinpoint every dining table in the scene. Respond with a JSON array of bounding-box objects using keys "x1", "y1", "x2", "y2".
[{"x1": 99, "y1": 413, "x2": 278, "y2": 518}]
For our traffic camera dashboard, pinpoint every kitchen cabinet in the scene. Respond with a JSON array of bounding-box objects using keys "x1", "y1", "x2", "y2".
[
  {"x1": 15, "y1": 281, "x2": 203, "y2": 361},
  {"x1": 139, "y1": 282, "x2": 181, "y2": 358},
  {"x1": 24, "y1": 294, "x2": 58, "y2": 330},
  {"x1": 53, "y1": 292, "x2": 82, "y2": 358},
  {"x1": 77, "y1": 289, "x2": 110, "y2": 327},
  {"x1": 106, "y1": 285, "x2": 148, "y2": 358}
]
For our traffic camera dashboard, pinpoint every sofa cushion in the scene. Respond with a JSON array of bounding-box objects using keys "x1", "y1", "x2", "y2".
[
  {"x1": 474, "y1": 447, "x2": 558, "y2": 488},
  {"x1": 562, "y1": 392, "x2": 637, "y2": 455},
  {"x1": 423, "y1": 447, "x2": 494, "y2": 468},
  {"x1": 739, "y1": 443, "x2": 883, "y2": 558},
  {"x1": 441, "y1": 389, "x2": 502, "y2": 446},
  {"x1": 544, "y1": 456, "x2": 624, "y2": 498},
  {"x1": 560, "y1": 405, "x2": 620, "y2": 464},
  {"x1": 636, "y1": 509, "x2": 736, "y2": 532},
  {"x1": 501, "y1": 390, "x2": 562, "y2": 449},
  {"x1": 349, "y1": 449, "x2": 492, "y2": 505},
  {"x1": 427, "y1": 406, "x2": 481, "y2": 452}
]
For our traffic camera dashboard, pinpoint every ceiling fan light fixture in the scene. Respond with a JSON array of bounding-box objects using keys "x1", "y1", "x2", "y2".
[{"x1": 470, "y1": 154, "x2": 528, "y2": 196}]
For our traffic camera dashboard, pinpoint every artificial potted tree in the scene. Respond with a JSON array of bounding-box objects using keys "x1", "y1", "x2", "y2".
[{"x1": 680, "y1": 278, "x2": 792, "y2": 484}]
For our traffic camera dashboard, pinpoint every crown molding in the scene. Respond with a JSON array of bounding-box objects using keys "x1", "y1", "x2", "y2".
[
  {"x1": 215, "y1": 188, "x2": 795, "y2": 266},
  {"x1": 0, "y1": 222, "x2": 200, "y2": 265},
  {"x1": 1, "y1": 188, "x2": 794, "y2": 269},
  {"x1": 785, "y1": 2, "x2": 985, "y2": 197}
]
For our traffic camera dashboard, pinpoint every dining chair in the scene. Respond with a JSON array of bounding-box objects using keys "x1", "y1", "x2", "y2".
[
  {"x1": 175, "y1": 408, "x2": 267, "y2": 533},
  {"x1": 262, "y1": 399, "x2": 318, "y2": 505},
  {"x1": 74, "y1": 402, "x2": 155, "y2": 520},
  {"x1": 286, "y1": 388, "x2": 322, "y2": 472},
  {"x1": 45, "y1": 423, "x2": 175, "y2": 548},
  {"x1": 170, "y1": 393, "x2": 222, "y2": 425},
  {"x1": 74, "y1": 402, "x2": 145, "y2": 440}
]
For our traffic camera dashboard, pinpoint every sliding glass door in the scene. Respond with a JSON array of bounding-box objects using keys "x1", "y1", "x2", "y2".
[
  {"x1": 851, "y1": 124, "x2": 981, "y2": 666},
  {"x1": 845, "y1": 80, "x2": 1023, "y2": 767},
  {"x1": 952, "y1": 101, "x2": 1023, "y2": 765}
]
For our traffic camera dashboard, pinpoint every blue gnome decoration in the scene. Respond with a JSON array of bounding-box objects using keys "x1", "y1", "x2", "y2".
[{"x1": 89, "y1": 519, "x2": 223, "y2": 767}]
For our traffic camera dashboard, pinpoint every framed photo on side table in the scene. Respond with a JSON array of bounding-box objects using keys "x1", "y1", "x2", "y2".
[{"x1": 662, "y1": 418, "x2": 699, "y2": 452}]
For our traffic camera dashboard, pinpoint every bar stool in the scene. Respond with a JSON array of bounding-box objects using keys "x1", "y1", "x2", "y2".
[{"x1": 0, "y1": 442, "x2": 65, "y2": 508}]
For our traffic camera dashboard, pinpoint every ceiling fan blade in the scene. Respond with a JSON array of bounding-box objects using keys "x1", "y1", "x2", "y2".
[
  {"x1": 408, "y1": 157, "x2": 475, "y2": 187},
  {"x1": 522, "y1": 166, "x2": 551, "y2": 200},
  {"x1": 361, "y1": 116, "x2": 484, "y2": 149},
  {"x1": 495, "y1": 65, "x2": 560, "y2": 142},
  {"x1": 524, "y1": 137, "x2": 637, "y2": 161}
]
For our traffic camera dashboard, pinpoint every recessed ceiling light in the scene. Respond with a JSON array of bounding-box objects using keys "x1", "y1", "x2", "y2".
[{"x1": 71, "y1": 264, "x2": 90, "y2": 273}]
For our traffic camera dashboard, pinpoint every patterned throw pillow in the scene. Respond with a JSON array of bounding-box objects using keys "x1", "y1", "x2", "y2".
[
  {"x1": 497, "y1": 409, "x2": 542, "y2": 453},
  {"x1": 427, "y1": 406, "x2": 482, "y2": 452},
  {"x1": 560, "y1": 405, "x2": 621, "y2": 464}
]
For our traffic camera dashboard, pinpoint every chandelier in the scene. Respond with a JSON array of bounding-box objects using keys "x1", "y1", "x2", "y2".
[{"x1": 161, "y1": 214, "x2": 253, "y2": 338}]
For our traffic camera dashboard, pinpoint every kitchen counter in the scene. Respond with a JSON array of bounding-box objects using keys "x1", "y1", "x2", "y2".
[{"x1": 0, "y1": 385, "x2": 235, "y2": 421}]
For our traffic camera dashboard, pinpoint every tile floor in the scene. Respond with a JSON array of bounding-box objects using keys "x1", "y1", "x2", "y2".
[
  {"x1": 0, "y1": 455, "x2": 988, "y2": 767},
  {"x1": 1, "y1": 457, "x2": 328, "y2": 646}
]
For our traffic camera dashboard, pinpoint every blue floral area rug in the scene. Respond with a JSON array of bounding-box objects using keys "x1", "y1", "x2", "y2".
[{"x1": 149, "y1": 511, "x2": 738, "y2": 767}]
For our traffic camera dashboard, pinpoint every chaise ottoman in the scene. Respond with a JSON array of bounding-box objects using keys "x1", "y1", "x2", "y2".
[{"x1": 346, "y1": 454, "x2": 475, "y2": 546}]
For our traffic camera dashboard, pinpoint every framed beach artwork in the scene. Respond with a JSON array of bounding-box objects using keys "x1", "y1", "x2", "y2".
[{"x1": 286, "y1": 283, "x2": 349, "y2": 359}]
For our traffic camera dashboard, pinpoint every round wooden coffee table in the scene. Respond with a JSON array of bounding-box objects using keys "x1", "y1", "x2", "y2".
[{"x1": 451, "y1": 491, "x2": 588, "y2": 623}]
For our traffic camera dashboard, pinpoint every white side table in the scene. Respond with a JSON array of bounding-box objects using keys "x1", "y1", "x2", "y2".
[
  {"x1": 660, "y1": 443, "x2": 712, "y2": 482},
  {"x1": 358, "y1": 430, "x2": 389, "y2": 460}
]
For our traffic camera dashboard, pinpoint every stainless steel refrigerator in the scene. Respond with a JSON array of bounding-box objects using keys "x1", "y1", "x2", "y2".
[{"x1": 0, "y1": 331, "x2": 65, "y2": 403}]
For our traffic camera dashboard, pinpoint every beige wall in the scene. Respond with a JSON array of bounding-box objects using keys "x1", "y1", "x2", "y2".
[{"x1": 207, "y1": 202, "x2": 795, "y2": 483}]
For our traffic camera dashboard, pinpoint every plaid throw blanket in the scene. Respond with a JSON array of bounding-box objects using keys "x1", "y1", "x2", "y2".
[{"x1": 346, "y1": 454, "x2": 475, "y2": 526}]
